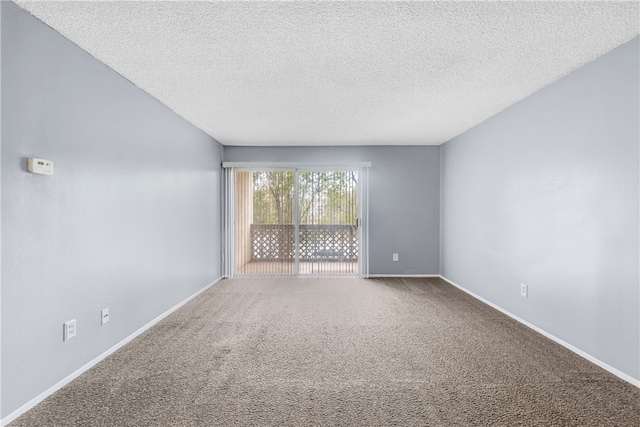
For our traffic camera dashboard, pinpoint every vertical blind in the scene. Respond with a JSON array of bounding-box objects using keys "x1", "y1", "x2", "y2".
[{"x1": 223, "y1": 164, "x2": 369, "y2": 277}]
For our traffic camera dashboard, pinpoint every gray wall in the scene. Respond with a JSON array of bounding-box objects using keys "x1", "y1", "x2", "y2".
[
  {"x1": 0, "y1": 1, "x2": 3, "y2": 418},
  {"x1": 224, "y1": 146, "x2": 440, "y2": 275},
  {"x1": 440, "y1": 37, "x2": 639, "y2": 380},
  {"x1": 1, "y1": 2, "x2": 223, "y2": 417}
]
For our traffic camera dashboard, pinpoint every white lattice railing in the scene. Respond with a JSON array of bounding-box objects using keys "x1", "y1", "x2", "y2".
[{"x1": 250, "y1": 224, "x2": 358, "y2": 262}]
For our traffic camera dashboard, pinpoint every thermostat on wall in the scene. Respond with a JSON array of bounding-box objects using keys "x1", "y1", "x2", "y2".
[{"x1": 27, "y1": 158, "x2": 54, "y2": 175}]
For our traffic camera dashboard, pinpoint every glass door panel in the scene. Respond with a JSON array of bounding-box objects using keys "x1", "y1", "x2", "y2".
[
  {"x1": 235, "y1": 170, "x2": 295, "y2": 275},
  {"x1": 298, "y1": 171, "x2": 359, "y2": 275}
]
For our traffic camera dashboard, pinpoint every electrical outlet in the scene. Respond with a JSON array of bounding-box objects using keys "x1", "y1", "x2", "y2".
[
  {"x1": 393, "y1": 253, "x2": 399, "y2": 262},
  {"x1": 63, "y1": 319, "x2": 77, "y2": 341},
  {"x1": 520, "y1": 283, "x2": 528, "y2": 298},
  {"x1": 101, "y1": 308, "x2": 110, "y2": 325}
]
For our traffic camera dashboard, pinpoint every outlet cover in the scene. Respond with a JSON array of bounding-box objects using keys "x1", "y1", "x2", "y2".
[
  {"x1": 520, "y1": 283, "x2": 528, "y2": 298},
  {"x1": 393, "y1": 253, "x2": 399, "y2": 261},
  {"x1": 101, "y1": 308, "x2": 110, "y2": 325},
  {"x1": 63, "y1": 319, "x2": 77, "y2": 341}
]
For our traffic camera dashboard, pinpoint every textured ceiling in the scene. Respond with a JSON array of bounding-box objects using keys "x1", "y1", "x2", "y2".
[{"x1": 15, "y1": 1, "x2": 640, "y2": 146}]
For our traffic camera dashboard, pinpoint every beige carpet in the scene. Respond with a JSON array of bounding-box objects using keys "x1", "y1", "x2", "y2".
[{"x1": 11, "y1": 277, "x2": 640, "y2": 426}]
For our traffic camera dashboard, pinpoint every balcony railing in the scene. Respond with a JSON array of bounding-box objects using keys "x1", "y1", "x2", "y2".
[{"x1": 251, "y1": 224, "x2": 358, "y2": 262}]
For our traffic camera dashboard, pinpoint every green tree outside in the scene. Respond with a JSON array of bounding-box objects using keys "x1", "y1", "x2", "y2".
[{"x1": 252, "y1": 171, "x2": 358, "y2": 225}]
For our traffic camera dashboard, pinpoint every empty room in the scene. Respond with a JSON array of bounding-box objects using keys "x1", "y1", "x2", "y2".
[{"x1": 1, "y1": 1, "x2": 639, "y2": 426}]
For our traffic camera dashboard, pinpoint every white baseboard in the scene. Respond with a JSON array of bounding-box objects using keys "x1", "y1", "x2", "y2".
[
  {"x1": 366, "y1": 274, "x2": 440, "y2": 278},
  {"x1": 439, "y1": 275, "x2": 640, "y2": 388},
  {"x1": 5, "y1": 273, "x2": 636, "y2": 425},
  {"x1": 1, "y1": 277, "x2": 224, "y2": 427}
]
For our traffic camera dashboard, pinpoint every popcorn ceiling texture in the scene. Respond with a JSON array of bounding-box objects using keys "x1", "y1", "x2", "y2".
[{"x1": 15, "y1": 1, "x2": 640, "y2": 146}]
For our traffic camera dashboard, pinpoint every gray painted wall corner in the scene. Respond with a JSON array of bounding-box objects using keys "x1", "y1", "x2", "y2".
[
  {"x1": 1, "y1": 2, "x2": 223, "y2": 418},
  {"x1": 440, "y1": 36, "x2": 640, "y2": 381}
]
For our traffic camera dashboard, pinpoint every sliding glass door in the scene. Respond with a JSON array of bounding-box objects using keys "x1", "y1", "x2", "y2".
[{"x1": 226, "y1": 166, "x2": 367, "y2": 277}]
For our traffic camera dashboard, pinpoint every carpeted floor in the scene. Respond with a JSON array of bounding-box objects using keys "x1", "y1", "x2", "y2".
[{"x1": 11, "y1": 277, "x2": 640, "y2": 426}]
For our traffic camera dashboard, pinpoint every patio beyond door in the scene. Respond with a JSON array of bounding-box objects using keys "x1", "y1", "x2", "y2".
[{"x1": 231, "y1": 168, "x2": 362, "y2": 276}]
